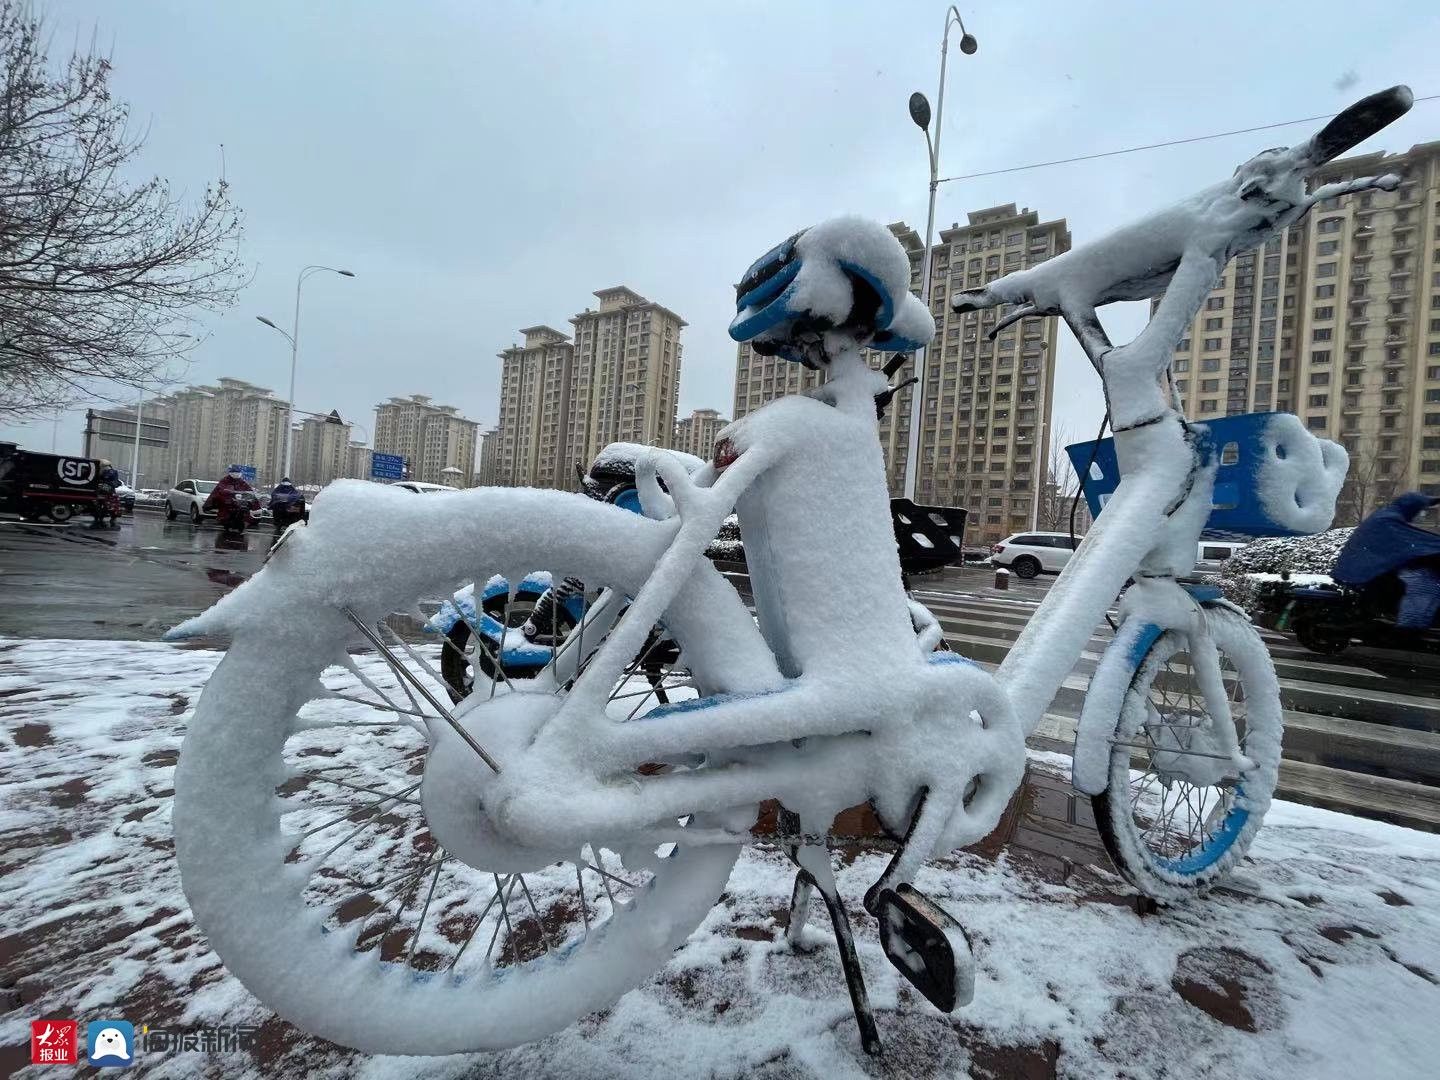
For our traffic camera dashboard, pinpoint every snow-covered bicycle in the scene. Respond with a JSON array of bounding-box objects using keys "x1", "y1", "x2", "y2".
[{"x1": 166, "y1": 85, "x2": 1407, "y2": 1056}]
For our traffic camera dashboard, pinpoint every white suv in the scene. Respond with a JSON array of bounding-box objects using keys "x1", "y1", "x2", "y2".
[
  {"x1": 991, "y1": 531, "x2": 1079, "y2": 579},
  {"x1": 165, "y1": 479, "x2": 219, "y2": 524}
]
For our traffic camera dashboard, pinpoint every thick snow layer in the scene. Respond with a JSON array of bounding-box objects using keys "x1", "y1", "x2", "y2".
[
  {"x1": 1255, "y1": 414, "x2": 1348, "y2": 535},
  {"x1": 762, "y1": 216, "x2": 935, "y2": 350},
  {"x1": 590, "y1": 442, "x2": 705, "y2": 476},
  {"x1": 3, "y1": 637, "x2": 1438, "y2": 1078}
]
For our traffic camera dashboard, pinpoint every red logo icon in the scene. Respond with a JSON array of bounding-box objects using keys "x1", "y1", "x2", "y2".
[{"x1": 31, "y1": 1020, "x2": 78, "y2": 1065}]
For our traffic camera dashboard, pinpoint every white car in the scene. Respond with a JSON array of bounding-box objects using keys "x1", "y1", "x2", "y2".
[
  {"x1": 165, "y1": 479, "x2": 219, "y2": 524},
  {"x1": 1195, "y1": 540, "x2": 1247, "y2": 574},
  {"x1": 391, "y1": 481, "x2": 457, "y2": 494},
  {"x1": 990, "y1": 531, "x2": 1079, "y2": 579}
]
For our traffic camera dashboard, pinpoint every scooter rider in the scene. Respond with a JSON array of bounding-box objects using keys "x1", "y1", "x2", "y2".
[
  {"x1": 268, "y1": 477, "x2": 306, "y2": 535},
  {"x1": 204, "y1": 465, "x2": 255, "y2": 519}
]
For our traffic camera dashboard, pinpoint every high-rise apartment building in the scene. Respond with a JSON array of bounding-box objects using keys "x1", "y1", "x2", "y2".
[
  {"x1": 290, "y1": 414, "x2": 353, "y2": 486},
  {"x1": 732, "y1": 207, "x2": 1071, "y2": 545},
  {"x1": 569, "y1": 288, "x2": 685, "y2": 465},
  {"x1": 144, "y1": 377, "x2": 290, "y2": 487},
  {"x1": 492, "y1": 288, "x2": 685, "y2": 488},
  {"x1": 373, "y1": 394, "x2": 479, "y2": 487},
  {"x1": 1170, "y1": 141, "x2": 1440, "y2": 521},
  {"x1": 496, "y1": 327, "x2": 575, "y2": 488},
  {"x1": 346, "y1": 442, "x2": 372, "y2": 482},
  {"x1": 474, "y1": 428, "x2": 499, "y2": 487},
  {"x1": 674, "y1": 408, "x2": 728, "y2": 459}
]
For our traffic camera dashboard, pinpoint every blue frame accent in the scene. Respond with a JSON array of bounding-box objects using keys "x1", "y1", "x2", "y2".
[
  {"x1": 1181, "y1": 582, "x2": 1223, "y2": 603},
  {"x1": 927, "y1": 651, "x2": 980, "y2": 669},
  {"x1": 639, "y1": 686, "x2": 789, "y2": 721}
]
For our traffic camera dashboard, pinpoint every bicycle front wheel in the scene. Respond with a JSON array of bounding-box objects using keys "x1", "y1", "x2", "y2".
[
  {"x1": 173, "y1": 487, "x2": 756, "y2": 1054},
  {"x1": 1092, "y1": 603, "x2": 1282, "y2": 901}
]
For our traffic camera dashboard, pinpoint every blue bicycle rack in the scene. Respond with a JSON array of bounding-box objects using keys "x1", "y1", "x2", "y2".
[{"x1": 1065, "y1": 412, "x2": 1314, "y2": 538}]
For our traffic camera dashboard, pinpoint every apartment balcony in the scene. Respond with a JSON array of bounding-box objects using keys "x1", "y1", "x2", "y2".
[{"x1": 1380, "y1": 403, "x2": 1405, "y2": 414}]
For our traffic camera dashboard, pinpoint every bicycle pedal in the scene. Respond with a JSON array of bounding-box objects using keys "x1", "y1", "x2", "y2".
[{"x1": 876, "y1": 884, "x2": 974, "y2": 1012}]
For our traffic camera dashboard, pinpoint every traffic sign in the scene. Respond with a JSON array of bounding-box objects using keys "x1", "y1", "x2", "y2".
[
  {"x1": 370, "y1": 452, "x2": 405, "y2": 481},
  {"x1": 237, "y1": 465, "x2": 257, "y2": 484}
]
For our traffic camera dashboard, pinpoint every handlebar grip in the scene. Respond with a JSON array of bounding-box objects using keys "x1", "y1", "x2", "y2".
[{"x1": 1310, "y1": 85, "x2": 1413, "y2": 165}]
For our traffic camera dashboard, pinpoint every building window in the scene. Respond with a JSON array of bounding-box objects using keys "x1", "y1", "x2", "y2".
[
  {"x1": 1204, "y1": 317, "x2": 1224, "y2": 331},
  {"x1": 1314, "y1": 284, "x2": 1336, "y2": 299},
  {"x1": 1312, "y1": 328, "x2": 1332, "y2": 342},
  {"x1": 1317, "y1": 262, "x2": 1337, "y2": 277}
]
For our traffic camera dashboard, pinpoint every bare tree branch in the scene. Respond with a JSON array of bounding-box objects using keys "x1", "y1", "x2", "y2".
[{"x1": 0, "y1": 1, "x2": 247, "y2": 420}]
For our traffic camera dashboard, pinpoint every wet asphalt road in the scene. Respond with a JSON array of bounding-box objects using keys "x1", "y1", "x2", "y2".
[
  {"x1": 0, "y1": 508, "x2": 273, "y2": 641},
  {"x1": 0, "y1": 507, "x2": 1053, "y2": 644}
]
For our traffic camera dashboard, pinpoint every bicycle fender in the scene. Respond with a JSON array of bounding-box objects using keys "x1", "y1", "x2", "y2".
[{"x1": 1072, "y1": 618, "x2": 1163, "y2": 795}]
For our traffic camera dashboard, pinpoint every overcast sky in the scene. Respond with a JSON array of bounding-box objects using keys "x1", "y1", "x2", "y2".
[{"x1": 6, "y1": 0, "x2": 1438, "y2": 466}]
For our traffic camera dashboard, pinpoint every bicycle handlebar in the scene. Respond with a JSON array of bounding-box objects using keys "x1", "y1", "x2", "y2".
[{"x1": 1308, "y1": 85, "x2": 1414, "y2": 167}]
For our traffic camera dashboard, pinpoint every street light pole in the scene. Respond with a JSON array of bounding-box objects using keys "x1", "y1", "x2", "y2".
[
  {"x1": 904, "y1": 6, "x2": 978, "y2": 502},
  {"x1": 258, "y1": 265, "x2": 355, "y2": 483}
]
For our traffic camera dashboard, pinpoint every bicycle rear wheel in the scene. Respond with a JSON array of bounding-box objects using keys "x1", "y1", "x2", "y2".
[{"x1": 1092, "y1": 604, "x2": 1282, "y2": 901}]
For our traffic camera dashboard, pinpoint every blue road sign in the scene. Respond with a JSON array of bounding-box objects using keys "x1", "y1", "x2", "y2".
[
  {"x1": 370, "y1": 452, "x2": 405, "y2": 481},
  {"x1": 237, "y1": 465, "x2": 257, "y2": 484}
]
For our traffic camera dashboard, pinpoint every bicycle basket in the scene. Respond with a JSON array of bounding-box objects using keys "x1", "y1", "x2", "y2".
[{"x1": 1065, "y1": 412, "x2": 1347, "y2": 538}]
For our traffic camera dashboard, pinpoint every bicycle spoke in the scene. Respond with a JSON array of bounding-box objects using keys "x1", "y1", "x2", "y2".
[
  {"x1": 448, "y1": 874, "x2": 510, "y2": 972},
  {"x1": 305, "y1": 781, "x2": 422, "y2": 873},
  {"x1": 518, "y1": 876, "x2": 555, "y2": 954},
  {"x1": 405, "y1": 855, "x2": 446, "y2": 966},
  {"x1": 344, "y1": 608, "x2": 502, "y2": 774}
]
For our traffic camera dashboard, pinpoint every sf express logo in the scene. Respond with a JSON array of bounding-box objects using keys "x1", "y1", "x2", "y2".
[{"x1": 57, "y1": 458, "x2": 97, "y2": 486}]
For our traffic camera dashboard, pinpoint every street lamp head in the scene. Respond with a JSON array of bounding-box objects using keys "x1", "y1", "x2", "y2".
[
  {"x1": 337, "y1": 270, "x2": 356, "y2": 278},
  {"x1": 908, "y1": 91, "x2": 932, "y2": 131},
  {"x1": 256, "y1": 315, "x2": 279, "y2": 329},
  {"x1": 958, "y1": 32, "x2": 978, "y2": 54}
]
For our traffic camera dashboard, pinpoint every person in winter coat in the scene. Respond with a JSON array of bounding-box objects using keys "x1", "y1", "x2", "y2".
[
  {"x1": 1333, "y1": 491, "x2": 1440, "y2": 628},
  {"x1": 268, "y1": 477, "x2": 306, "y2": 535},
  {"x1": 203, "y1": 465, "x2": 255, "y2": 516},
  {"x1": 97, "y1": 459, "x2": 121, "y2": 488}
]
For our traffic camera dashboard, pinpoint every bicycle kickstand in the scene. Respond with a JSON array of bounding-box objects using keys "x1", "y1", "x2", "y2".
[{"x1": 779, "y1": 808, "x2": 883, "y2": 1056}]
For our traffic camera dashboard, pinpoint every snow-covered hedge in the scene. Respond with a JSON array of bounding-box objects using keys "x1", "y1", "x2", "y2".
[
  {"x1": 1218, "y1": 528, "x2": 1351, "y2": 612},
  {"x1": 705, "y1": 514, "x2": 744, "y2": 563}
]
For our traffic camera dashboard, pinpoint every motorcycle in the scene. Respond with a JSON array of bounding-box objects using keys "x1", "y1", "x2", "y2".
[
  {"x1": 1262, "y1": 492, "x2": 1440, "y2": 654},
  {"x1": 208, "y1": 489, "x2": 260, "y2": 535}
]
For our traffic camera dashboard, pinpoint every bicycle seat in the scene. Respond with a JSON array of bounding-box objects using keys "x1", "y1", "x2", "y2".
[{"x1": 729, "y1": 217, "x2": 934, "y2": 368}]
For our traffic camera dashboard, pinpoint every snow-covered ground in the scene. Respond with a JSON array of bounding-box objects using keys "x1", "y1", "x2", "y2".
[{"x1": 2, "y1": 637, "x2": 1438, "y2": 1078}]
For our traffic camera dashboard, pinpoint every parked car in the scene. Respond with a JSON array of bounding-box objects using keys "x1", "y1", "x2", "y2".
[
  {"x1": 1194, "y1": 539, "x2": 1247, "y2": 575},
  {"x1": 990, "y1": 532, "x2": 1079, "y2": 578},
  {"x1": 165, "y1": 479, "x2": 219, "y2": 524},
  {"x1": 114, "y1": 483, "x2": 137, "y2": 513},
  {"x1": 134, "y1": 488, "x2": 168, "y2": 509}
]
